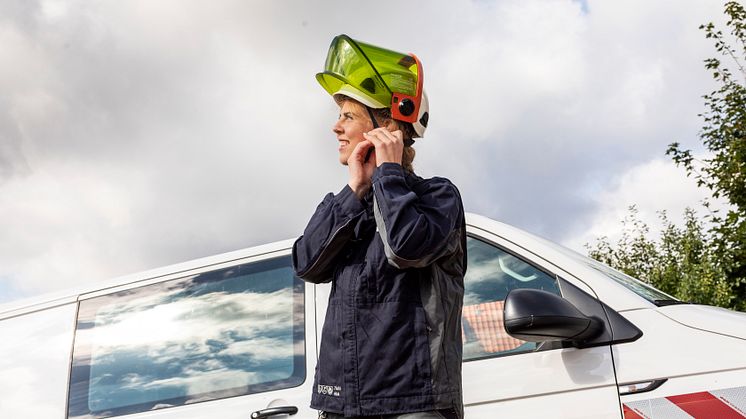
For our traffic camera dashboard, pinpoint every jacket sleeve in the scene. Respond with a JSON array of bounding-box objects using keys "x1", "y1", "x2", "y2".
[
  {"x1": 292, "y1": 185, "x2": 367, "y2": 283},
  {"x1": 371, "y1": 162, "x2": 464, "y2": 270}
]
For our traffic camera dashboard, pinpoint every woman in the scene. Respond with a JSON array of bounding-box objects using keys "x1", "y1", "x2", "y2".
[{"x1": 293, "y1": 35, "x2": 466, "y2": 419}]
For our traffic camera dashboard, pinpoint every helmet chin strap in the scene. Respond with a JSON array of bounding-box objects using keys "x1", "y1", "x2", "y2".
[
  {"x1": 365, "y1": 106, "x2": 380, "y2": 129},
  {"x1": 366, "y1": 106, "x2": 415, "y2": 147}
]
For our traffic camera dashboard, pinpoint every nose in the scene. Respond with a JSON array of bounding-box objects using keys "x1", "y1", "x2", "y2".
[{"x1": 332, "y1": 118, "x2": 343, "y2": 134}]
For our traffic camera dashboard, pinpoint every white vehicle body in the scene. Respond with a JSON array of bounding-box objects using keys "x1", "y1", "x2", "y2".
[{"x1": 1, "y1": 213, "x2": 744, "y2": 419}]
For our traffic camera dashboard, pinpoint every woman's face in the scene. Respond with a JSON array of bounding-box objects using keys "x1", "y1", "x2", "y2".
[{"x1": 332, "y1": 99, "x2": 374, "y2": 165}]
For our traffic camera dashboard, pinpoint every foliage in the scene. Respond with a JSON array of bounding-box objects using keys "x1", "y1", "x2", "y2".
[
  {"x1": 590, "y1": 2, "x2": 746, "y2": 310},
  {"x1": 587, "y1": 206, "x2": 732, "y2": 308}
]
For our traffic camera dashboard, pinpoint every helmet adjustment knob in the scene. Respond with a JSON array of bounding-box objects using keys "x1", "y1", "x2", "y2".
[{"x1": 399, "y1": 98, "x2": 415, "y2": 116}]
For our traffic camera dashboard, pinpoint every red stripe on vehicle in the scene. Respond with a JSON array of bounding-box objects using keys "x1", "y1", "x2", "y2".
[
  {"x1": 622, "y1": 404, "x2": 647, "y2": 419},
  {"x1": 667, "y1": 391, "x2": 745, "y2": 418}
]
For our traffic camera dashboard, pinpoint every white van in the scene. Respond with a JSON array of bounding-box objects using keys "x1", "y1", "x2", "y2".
[{"x1": 1, "y1": 214, "x2": 745, "y2": 419}]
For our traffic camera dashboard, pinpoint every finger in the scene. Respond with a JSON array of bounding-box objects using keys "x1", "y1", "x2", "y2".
[
  {"x1": 371, "y1": 127, "x2": 396, "y2": 140},
  {"x1": 350, "y1": 140, "x2": 373, "y2": 160},
  {"x1": 381, "y1": 129, "x2": 402, "y2": 144},
  {"x1": 364, "y1": 129, "x2": 396, "y2": 147},
  {"x1": 366, "y1": 128, "x2": 401, "y2": 145},
  {"x1": 363, "y1": 131, "x2": 384, "y2": 147},
  {"x1": 363, "y1": 149, "x2": 377, "y2": 167}
]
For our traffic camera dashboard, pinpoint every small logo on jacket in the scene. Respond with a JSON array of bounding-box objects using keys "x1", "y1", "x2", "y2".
[{"x1": 318, "y1": 384, "x2": 342, "y2": 397}]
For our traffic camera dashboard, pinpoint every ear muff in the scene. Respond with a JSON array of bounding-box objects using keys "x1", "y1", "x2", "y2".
[{"x1": 389, "y1": 54, "x2": 424, "y2": 124}]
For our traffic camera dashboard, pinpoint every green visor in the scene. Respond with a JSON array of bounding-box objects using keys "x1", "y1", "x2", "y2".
[{"x1": 316, "y1": 35, "x2": 420, "y2": 110}]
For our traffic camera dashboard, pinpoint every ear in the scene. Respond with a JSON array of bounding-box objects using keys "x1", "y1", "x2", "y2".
[{"x1": 384, "y1": 119, "x2": 400, "y2": 133}]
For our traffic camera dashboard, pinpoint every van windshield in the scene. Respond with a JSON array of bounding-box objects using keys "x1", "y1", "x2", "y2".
[
  {"x1": 579, "y1": 257, "x2": 683, "y2": 306},
  {"x1": 534, "y1": 235, "x2": 683, "y2": 306}
]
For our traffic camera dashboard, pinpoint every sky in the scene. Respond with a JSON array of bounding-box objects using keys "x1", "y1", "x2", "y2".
[{"x1": 0, "y1": 0, "x2": 733, "y2": 304}]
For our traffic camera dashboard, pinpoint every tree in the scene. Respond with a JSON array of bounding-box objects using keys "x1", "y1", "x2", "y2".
[
  {"x1": 668, "y1": 1, "x2": 746, "y2": 310},
  {"x1": 590, "y1": 2, "x2": 746, "y2": 310},
  {"x1": 587, "y1": 206, "x2": 732, "y2": 307}
]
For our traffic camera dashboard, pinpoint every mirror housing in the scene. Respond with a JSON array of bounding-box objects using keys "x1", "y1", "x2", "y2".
[{"x1": 504, "y1": 289, "x2": 604, "y2": 345}]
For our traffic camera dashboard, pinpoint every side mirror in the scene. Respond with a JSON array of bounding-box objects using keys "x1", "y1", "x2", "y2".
[{"x1": 503, "y1": 289, "x2": 603, "y2": 345}]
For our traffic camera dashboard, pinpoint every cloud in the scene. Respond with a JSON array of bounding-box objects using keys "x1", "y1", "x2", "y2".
[
  {"x1": 0, "y1": 0, "x2": 730, "y2": 302},
  {"x1": 562, "y1": 156, "x2": 724, "y2": 253},
  {"x1": 417, "y1": 0, "x2": 723, "y2": 245}
]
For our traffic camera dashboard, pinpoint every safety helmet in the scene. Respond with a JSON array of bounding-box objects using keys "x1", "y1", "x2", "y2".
[{"x1": 316, "y1": 34, "x2": 429, "y2": 138}]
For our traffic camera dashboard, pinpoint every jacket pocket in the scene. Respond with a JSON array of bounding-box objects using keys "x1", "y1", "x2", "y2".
[
  {"x1": 355, "y1": 302, "x2": 431, "y2": 399},
  {"x1": 316, "y1": 305, "x2": 344, "y2": 392},
  {"x1": 413, "y1": 305, "x2": 433, "y2": 384}
]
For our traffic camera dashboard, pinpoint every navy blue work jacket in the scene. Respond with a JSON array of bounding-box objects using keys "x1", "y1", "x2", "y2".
[{"x1": 292, "y1": 163, "x2": 466, "y2": 418}]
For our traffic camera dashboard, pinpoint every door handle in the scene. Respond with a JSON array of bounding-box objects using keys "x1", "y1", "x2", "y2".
[{"x1": 250, "y1": 406, "x2": 299, "y2": 418}]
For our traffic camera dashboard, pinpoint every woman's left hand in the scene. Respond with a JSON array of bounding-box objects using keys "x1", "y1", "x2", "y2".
[{"x1": 363, "y1": 128, "x2": 404, "y2": 167}]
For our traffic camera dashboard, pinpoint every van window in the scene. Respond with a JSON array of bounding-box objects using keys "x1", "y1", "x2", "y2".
[
  {"x1": 0, "y1": 303, "x2": 78, "y2": 419},
  {"x1": 462, "y1": 237, "x2": 561, "y2": 361},
  {"x1": 532, "y1": 233, "x2": 679, "y2": 305},
  {"x1": 67, "y1": 256, "x2": 304, "y2": 419}
]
